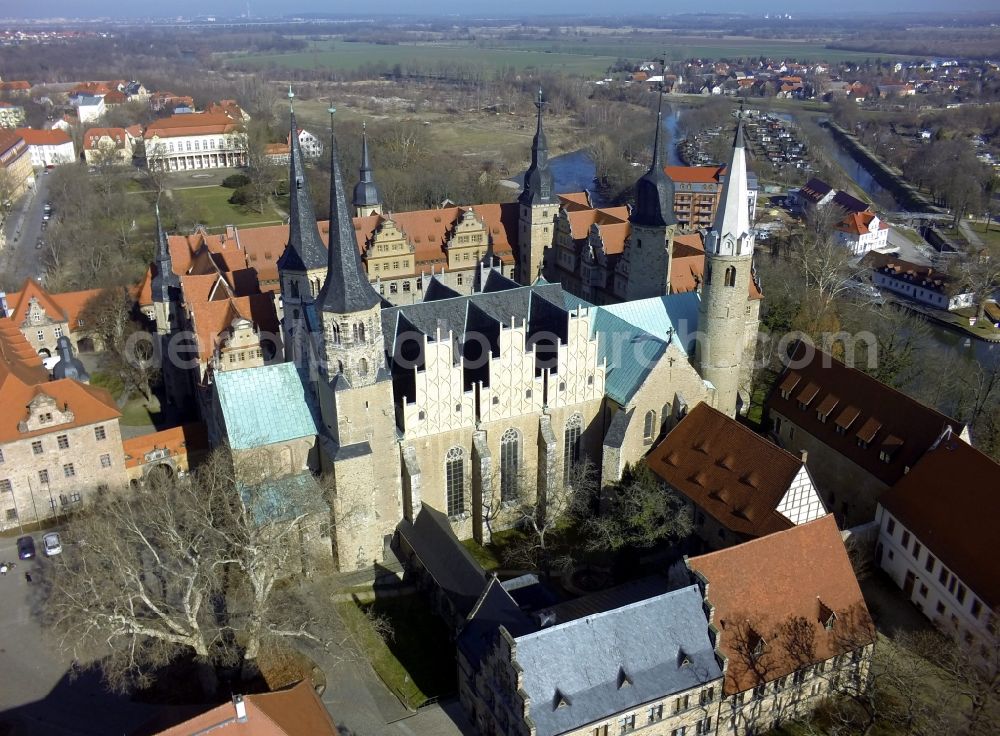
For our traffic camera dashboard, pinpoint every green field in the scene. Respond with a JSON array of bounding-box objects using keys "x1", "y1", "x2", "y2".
[
  {"x1": 170, "y1": 186, "x2": 286, "y2": 230},
  {"x1": 226, "y1": 41, "x2": 618, "y2": 76},
  {"x1": 223, "y1": 37, "x2": 914, "y2": 77}
]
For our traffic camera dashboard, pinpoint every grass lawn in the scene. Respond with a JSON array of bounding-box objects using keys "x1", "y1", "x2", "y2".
[
  {"x1": 119, "y1": 397, "x2": 157, "y2": 427},
  {"x1": 339, "y1": 594, "x2": 456, "y2": 709},
  {"x1": 461, "y1": 538, "x2": 502, "y2": 572},
  {"x1": 170, "y1": 186, "x2": 286, "y2": 230}
]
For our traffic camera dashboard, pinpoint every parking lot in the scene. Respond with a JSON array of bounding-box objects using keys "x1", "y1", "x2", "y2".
[{"x1": 0, "y1": 533, "x2": 157, "y2": 735}]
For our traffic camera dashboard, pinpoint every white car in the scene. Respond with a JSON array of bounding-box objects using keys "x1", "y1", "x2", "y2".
[{"x1": 42, "y1": 532, "x2": 62, "y2": 556}]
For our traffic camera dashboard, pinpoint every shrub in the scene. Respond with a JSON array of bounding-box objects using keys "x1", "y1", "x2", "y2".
[
  {"x1": 228, "y1": 186, "x2": 250, "y2": 206},
  {"x1": 221, "y1": 173, "x2": 250, "y2": 189}
]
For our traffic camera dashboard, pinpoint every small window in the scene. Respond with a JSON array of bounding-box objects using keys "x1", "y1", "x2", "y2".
[
  {"x1": 901, "y1": 531, "x2": 911, "y2": 547},
  {"x1": 57, "y1": 434, "x2": 69, "y2": 450},
  {"x1": 972, "y1": 599, "x2": 983, "y2": 618},
  {"x1": 63, "y1": 463, "x2": 75, "y2": 478},
  {"x1": 94, "y1": 425, "x2": 107, "y2": 441},
  {"x1": 886, "y1": 518, "x2": 896, "y2": 535},
  {"x1": 32, "y1": 441, "x2": 43, "y2": 455},
  {"x1": 919, "y1": 583, "x2": 928, "y2": 598},
  {"x1": 925, "y1": 553, "x2": 935, "y2": 573},
  {"x1": 38, "y1": 469, "x2": 49, "y2": 484},
  {"x1": 0, "y1": 449, "x2": 3, "y2": 464},
  {"x1": 100, "y1": 454, "x2": 111, "y2": 468}
]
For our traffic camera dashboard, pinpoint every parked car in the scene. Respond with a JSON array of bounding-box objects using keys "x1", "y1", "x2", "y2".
[
  {"x1": 42, "y1": 213, "x2": 50, "y2": 221},
  {"x1": 42, "y1": 533, "x2": 62, "y2": 556},
  {"x1": 17, "y1": 536, "x2": 35, "y2": 560},
  {"x1": 35, "y1": 238, "x2": 44, "y2": 250}
]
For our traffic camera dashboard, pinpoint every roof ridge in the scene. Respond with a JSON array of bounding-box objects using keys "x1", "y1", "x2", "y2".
[
  {"x1": 515, "y1": 584, "x2": 702, "y2": 641},
  {"x1": 688, "y1": 513, "x2": 837, "y2": 566}
]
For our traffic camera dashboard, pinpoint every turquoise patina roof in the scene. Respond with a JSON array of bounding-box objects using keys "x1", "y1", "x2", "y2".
[
  {"x1": 215, "y1": 363, "x2": 318, "y2": 450},
  {"x1": 600, "y1": 292, "x2": 701, "y2": 356},
  {"x1": 590, "y1": 292, "x2": 702, "y2": 407}
]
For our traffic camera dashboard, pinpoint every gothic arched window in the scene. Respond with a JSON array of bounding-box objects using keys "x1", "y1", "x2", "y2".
[
  {"x1": 563, "y1": 414, "x2": 583, "y2": 483},
  {"x1": 358, "y1": 358, "x2": 369, "y2": 377},
  {"x1": 290, "y1": 280, "x2": 300, "y2": 299},
  {"x1": 330, "y1": 323, "x2": 341, "y2": 345},
  {"x1": 725, "y1": 266, "x2": 737, "y2": 288},
  {"x1": 500, "y1": 428, "x2": 521, "y2": 502},
  {"x1": 446, "y1": 447, "x2": 465, "y2": 517},
  {"x1": 661, "y1": 403, "x2": 672, "y2": 433},
  {"x1": 643, "y1": 410, "x2": 656, "y2": 444}
]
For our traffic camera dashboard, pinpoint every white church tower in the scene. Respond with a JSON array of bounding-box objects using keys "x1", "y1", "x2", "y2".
[{"x1": 696, "y1": 115, "x2": 757, "y2": 417}]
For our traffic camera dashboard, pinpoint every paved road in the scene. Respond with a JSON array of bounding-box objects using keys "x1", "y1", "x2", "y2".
[
  {"x1": 0, "y1": 173, "x2": 50, "y2": 287},
  {"x1": 885, "y1": 226, "x2": 935, "y2": 265},
  {"x1": 0, "y1": 534, "x2": 158, "y2": 735}
]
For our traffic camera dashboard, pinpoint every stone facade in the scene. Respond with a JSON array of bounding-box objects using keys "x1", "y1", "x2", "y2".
[{"x1": 0, "y1": 406, "x2": 126, "y2": 529}]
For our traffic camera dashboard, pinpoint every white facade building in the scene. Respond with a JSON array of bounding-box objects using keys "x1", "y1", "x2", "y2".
[
  {"x1": 876, "y1": 433, "x2": 998, "y2": 667},
  {"x1": 16, "y1": 129, "x2": 75, "y2": 167},
  {"x1": 866, "y1": 252, "x2": 974, "y2": 311},
  {"x1": 74, "y1": 95, "x2": 106, "y2": 124},
  {"x1": 836, "y1": 211, "x2": 889, "y2": 255},
  {"x1": 296, "y1": 128, "x2": 323, "y2": 159},
  {"x1": 144, "y1": 113, "x2": 247, "y2": 172}
]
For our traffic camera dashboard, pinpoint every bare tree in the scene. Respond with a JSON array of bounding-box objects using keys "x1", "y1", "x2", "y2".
[
  {"x1": 786, "y1": 204, "x2": 858, "y2": 316},
  {"x1": 38, "y1": 447, "x2": 338, "y2": 695},
  {"x1": 955, "y1": 242, "x2": 1000, "y2": 324},
  {"x1": 584, "y1": 461, "x2": 693, "y2": 553}
]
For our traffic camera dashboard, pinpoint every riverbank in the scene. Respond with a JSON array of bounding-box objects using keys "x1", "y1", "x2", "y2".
[
  {"x1": 884, "y1": 293, "x2": 1000, "y2": 344},
  {"x1": 823, "y1": 121, "x2": 941, "y2": 213}
]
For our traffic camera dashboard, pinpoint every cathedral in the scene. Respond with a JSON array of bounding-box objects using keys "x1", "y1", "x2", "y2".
[{"x1": 145, "y1": 93, "x2": 762, "y2": 571}]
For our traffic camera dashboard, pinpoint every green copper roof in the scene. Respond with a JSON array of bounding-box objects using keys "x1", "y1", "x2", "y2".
[
  {"x1": 216, "y1": 363, "x2": 318, "y2": 450},
  {"x1": 591, "y1": 292, "x2": 702, "y2": 407}
]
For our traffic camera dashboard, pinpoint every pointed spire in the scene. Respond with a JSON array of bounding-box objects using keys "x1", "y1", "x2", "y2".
[
  {"x1": 630, "y1": 92, "x2": 675, "y2": 228},
  {"x1": 519, "y1": 88, "x2": 554, "y2": 206},
  {"x1": 317, "y1": 107, "x2": 381, "y2": 315},
  {"x1": 276, "y1": 100, "x2": 327, "y2": 273},
  {"x1": 353, "y1": 120, "x2": 382, "y2": 210},
  {"x1": 707, "y1": 107, "x2": 753, "y2": 256},
  {"x1": 151, "y1": 202, "x2": 180, "y2": 302}
]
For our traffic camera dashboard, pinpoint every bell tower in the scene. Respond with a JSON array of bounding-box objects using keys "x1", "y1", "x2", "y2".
[
  {"x1": 277, "y1": 86, "x2": 329, "y2": 367},
  {"x1": 696, "y1": 114, "x2": 757, "y2": 417},
  {"x1": 150, "y1": 203, "x2": 180, "y2": 337},
  {"x1": 352, "y1": 122, "x2": 383, "y2": 218},
  {"x1": 615, "y1": 93, "x2": 677, "y2": 301},
  {"x1": 316, "y1": 106, "x2": 385, "y2": 389},
  {"x1": 516, "y1": 89, "x2": 557, "y2": 285}
]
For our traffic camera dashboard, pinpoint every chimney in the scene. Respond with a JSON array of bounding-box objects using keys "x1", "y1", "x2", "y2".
[
  {"x1": 233, "y1": 694, "x2": 248, "y2": 723},
  {"x1": 800, "y1": 450, "x2": 808, "y2": 464}
]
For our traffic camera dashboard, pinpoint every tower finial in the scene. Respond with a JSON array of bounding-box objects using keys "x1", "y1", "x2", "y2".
[{"x1": 288, "y1": 84, "x2": 295, "y2": 112}]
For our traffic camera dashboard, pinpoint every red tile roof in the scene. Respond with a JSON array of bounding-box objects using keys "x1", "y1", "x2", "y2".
[
  {"x1": 5, "y1": 279, "x2": 103, "y2": 330},
  {"x1": 765, "y1": 342, "x2": 965, "y2": 487},
  {"x1": 151, "y1": 680, "x2": 337, "y2": 735},
  {"x1": 664, "y1": 164, "x2": 726, "y2": 185},
  {"x1": 14, "y1": 128, "x2": 72, "y2": 146},
  {"x1": 880, "y1": 435, "x2": 1000, "y2": 608},
  {"x1": 83, "y1": 127, "x2": 131, "y2": 150},
  {"x1": 144, "y1": 113, "x2": 240, "y2": 139},
  {"x1": 122, "y1": 423, "x2": 208, "y2": 469},
  {"x1": 688, "y1": 516, "x2": 874, "y2": 694},
  {"x1": 647, "y1": 402, "x2": 804, "y2": 539},
  {"x1": 0, "y1": 317, "x2": 120, "y2": 444}
]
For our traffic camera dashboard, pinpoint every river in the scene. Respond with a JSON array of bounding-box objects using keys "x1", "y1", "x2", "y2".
[{"x1": 511, "y1": 108, "x2": 687, "y2": 207}]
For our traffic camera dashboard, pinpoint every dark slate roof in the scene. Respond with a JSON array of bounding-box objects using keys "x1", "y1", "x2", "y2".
[
  {"x1": 277, "y1": 112, "x2": 328, "y2": 273},
  {"x1": 630, "y1": 97, "x2": 676, "y2": 229},
  {"x1": 519, "y1": 90, "x2": 555, "y2": 206},
  {"x1": 396, "y1": 504, "x2": 487, "y2": 619},
  {"x1": 542, "y1": 575, "x2": 672, "y2": 627},
  {"x1": 831, "y1": 190, "x2": 870, "y2": 215},
  {"x1": 501, "y1": 574, "x2": 561, "y2": 612},
  {"x1": 52, "y1": 336, "x2": 89, "y2": 382},
  {"x1": 515, "y1": 585, "x2": 721, "y2": 736},
  {"x1": 316, "y1": 123, "x2": 382, "y2": 314},
  {"x1": 150, "y1": 204, "x2": 180, "y2": 302},
  {"x1": 481, "y1": 269, "x2": 521, "y2": 293},
  {"x1": 352, "y1": 128, "x2": 381, "y2": 209},
  {"x1": 422, "y1": 276, "x2": 462, "y2": 302},
  {"x1": 457, "y1": 577, "x2": 535, "y2": 669}
]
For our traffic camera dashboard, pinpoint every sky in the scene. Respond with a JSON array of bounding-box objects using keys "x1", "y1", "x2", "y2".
[{"x1": 5, "y1": 0, "x2": 1000, "y2": 19}]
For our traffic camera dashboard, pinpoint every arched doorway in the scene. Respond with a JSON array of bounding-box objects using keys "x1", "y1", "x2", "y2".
[
  {"x1": 144, "y1": 462, "x2": 175, "y2": 489},
  {"x1": 77, "y1": 337, "x2": 95, "y2": 353},
  {"x1": 38, "y1": 348, "x2": 51, "y2": 359}
]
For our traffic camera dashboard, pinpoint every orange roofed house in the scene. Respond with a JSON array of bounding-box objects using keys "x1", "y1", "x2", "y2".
[
  {"x1": 141, "y1": 680, "x2": 338, "y2": 736},
  {"x1": 0, "y1": 318, "x2": 127, "y2": 529},
  {"x1": 876, "y1": 433, "x2": 1000, "y2": 668},
  {"x1": 647, "y1": 402, "x2": 827, "y2": 551},
  {"x1": 765, "y1": 342, "x2": 971, "y2": 527},
  {"x1": 144, "y1": 113, "x2": 247, "y2": 172},
  {"x1": 0, "y1": 279, "x2": 103, "y2": 358},
  {"x1": 14, "y1": 127, "x2": 75, "y2": 167},
  {"x1": 83, "y1": 127, "x2": 139, "y2": 166},
  {"x1": 686, "y1": 515, "x2": 876, "y2": 735}
]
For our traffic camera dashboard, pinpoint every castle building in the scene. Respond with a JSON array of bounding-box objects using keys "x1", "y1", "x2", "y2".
[
  {"x1": 1, "y1": 279, "x2": 103, "y2": 358},
  {"x1": 149, "y1": 93, "x2": 762, "y2": 570}
]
